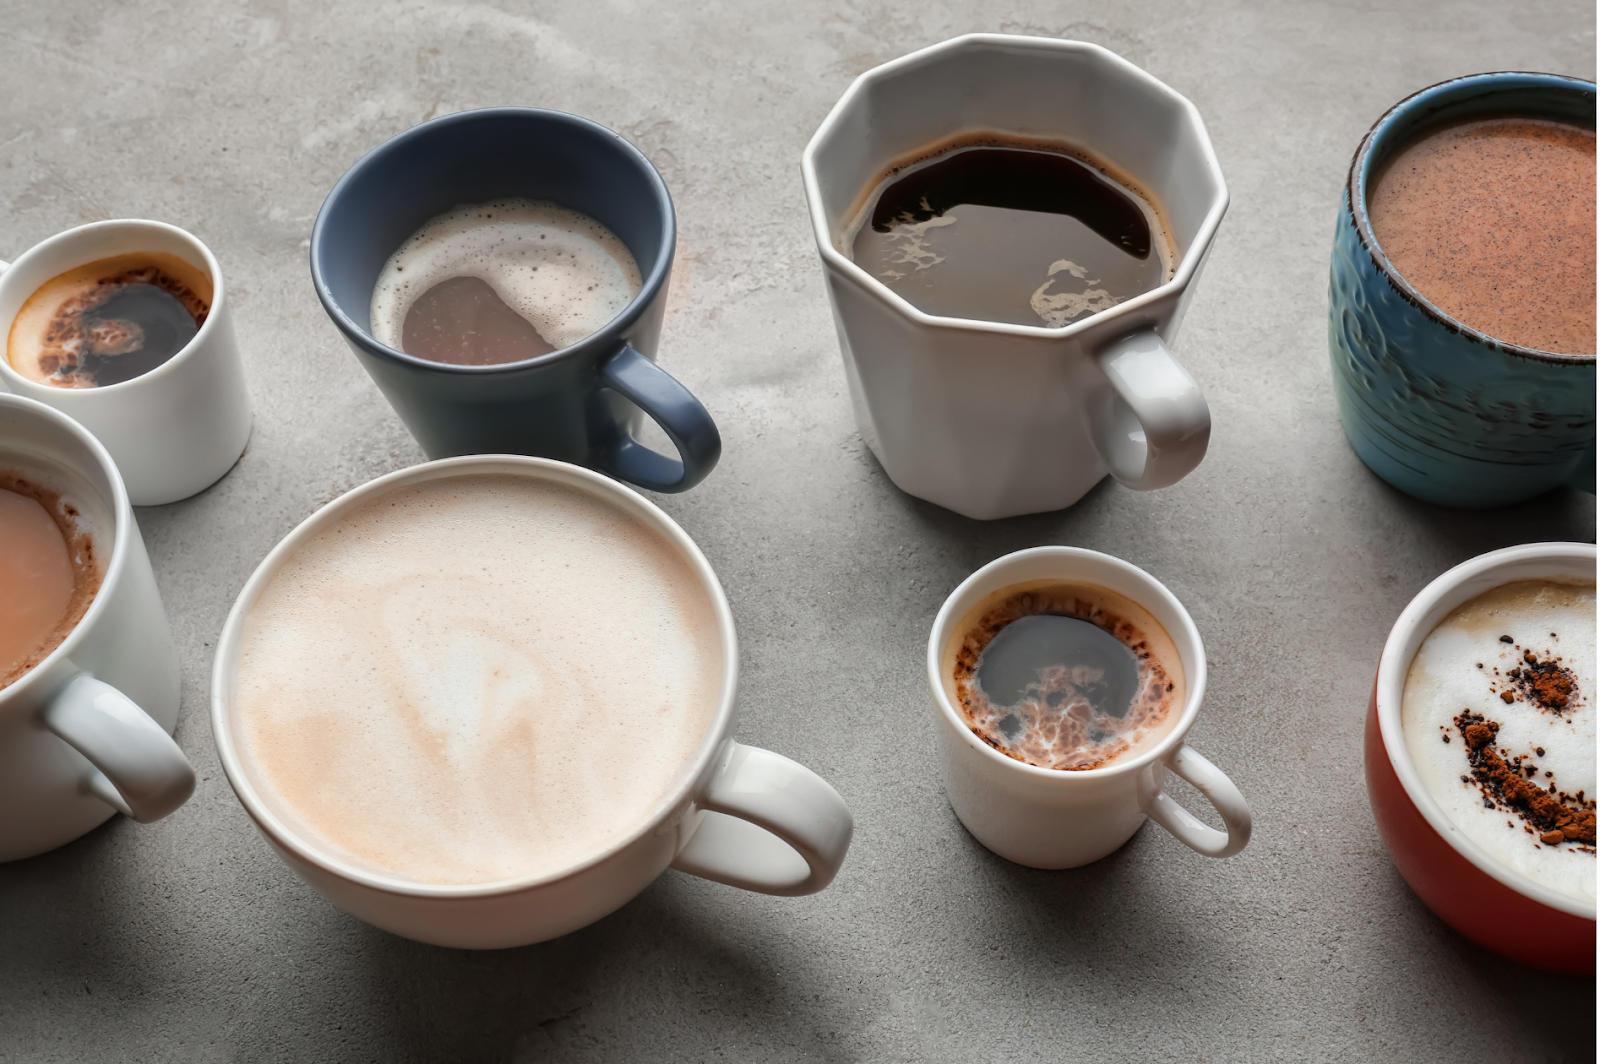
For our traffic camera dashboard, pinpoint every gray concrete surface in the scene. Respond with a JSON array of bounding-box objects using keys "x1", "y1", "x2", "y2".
[{"x1": 1, "y1": 2, "x2": 1595, "y2": 1061}]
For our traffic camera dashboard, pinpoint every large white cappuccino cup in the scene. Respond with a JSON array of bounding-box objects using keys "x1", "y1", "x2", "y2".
[
  {"x1": 802, "y1": 36, "x2": 1227, "y2": 520},
  {"x1": 210, "y1": 455, "x2": 854, "y2": 949}
]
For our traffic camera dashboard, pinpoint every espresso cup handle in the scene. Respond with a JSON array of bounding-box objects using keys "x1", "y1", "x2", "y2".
[
  {"x1": 42, "y1": 673, "x2": 196, "y2": 823},
  {"x1": 597, "y1": 345, "x2": 721, "y2": 493},
  {"x1": 671, "y1": 741, "x2": 854, "y2": 896},
  {"x1": 1137, "y1": 743, "x2": 1252, "y2": 858},
  {"x1": 1089, "y1": 330, "x2": 1211, "y2": 491}
]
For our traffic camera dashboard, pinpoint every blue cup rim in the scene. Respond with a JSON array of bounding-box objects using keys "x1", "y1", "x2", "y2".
[
  {"x1": 309, "y1": 106, "x2": 675, "y2": 375},
  {"x1": 1345, "y1": 71, "x2": 1596, "y2": 367}
]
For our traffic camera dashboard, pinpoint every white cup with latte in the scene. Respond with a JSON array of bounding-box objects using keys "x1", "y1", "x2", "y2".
[{"x1": 209, "y1": 455, "x2": 853, "y2": 948}]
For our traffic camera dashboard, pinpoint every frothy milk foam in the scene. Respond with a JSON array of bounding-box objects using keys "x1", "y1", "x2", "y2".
[
  {"x1": 234, "y1": 474, "x2": 723, "y2": 887},
  {"x1": 1401, "y1": 579, "x2": 1596, "y2": 905},
  {"x1": 368, "y1": 198, "x2": 642, "y2": 354}
]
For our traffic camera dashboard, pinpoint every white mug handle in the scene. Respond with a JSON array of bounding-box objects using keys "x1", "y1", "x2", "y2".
[
  {"x1": 42, "y1": 673, "x2": 196, "y2": 823},
  {"x1": 1090, "y1": 329, "x2": 1211, "y2": 490},
  {"x1": 671, "y1": 741, "x2": 854, "y2": 896},
  {"x1": 1137, "y1": 744, "x2": 1252, "y2": 858}
]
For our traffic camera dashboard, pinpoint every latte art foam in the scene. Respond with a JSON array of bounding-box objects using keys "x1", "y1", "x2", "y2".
[
  {"x1": 369, "y1": 198, "x2": 641, "y2": 359},
  {"x1": 234, "y1": 474, "x2": 723, "y2": 886},
  {"x1": 1401, "y1": 579, "x2": 1596, "y2": 905}
]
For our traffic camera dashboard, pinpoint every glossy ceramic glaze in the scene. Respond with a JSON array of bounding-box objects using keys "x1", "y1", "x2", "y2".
[
  {"x1": 1329, "y1": 73, "x2": 1597, "y2": 508},
  {"x1": 802, "y1": 36, "x2": 1227, "y2": 521},
  {"x1": 1365, "y1": 542, "x2": 1596, "y2": 974}
]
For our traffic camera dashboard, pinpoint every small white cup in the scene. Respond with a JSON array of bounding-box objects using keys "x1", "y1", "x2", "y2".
[
  {"x1": 210, "y1": 455, "x2": 855, "y2": 949},
  {"x1": 0, "y1": 394, "x2": 196, "y2": 862},
  {"x1": 0, "y1": 220, "x2": 252, "y2": 506},
  {"x1": 802, "y1": 36, "x2": 1227, "y2": 520},
  {"x1": 927, "y1": 547, "x2": 1251, "y2": 867}
]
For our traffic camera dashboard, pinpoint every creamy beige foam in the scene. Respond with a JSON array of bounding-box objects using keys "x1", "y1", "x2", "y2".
[
  {"x1": 1401, "y1": 579, "x2": 1595, "y2": 905},
  {"x1": 369, "y1": 198, "x2": 642, "y2": 354},
  {"x1": 234, "y1": 474, "x2": 723, "y2": 887}
]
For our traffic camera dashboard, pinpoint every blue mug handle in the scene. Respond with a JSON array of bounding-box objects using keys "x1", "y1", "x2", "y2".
[{"x1": 598, "y1": 345, "x2": 721, "y2": 493}]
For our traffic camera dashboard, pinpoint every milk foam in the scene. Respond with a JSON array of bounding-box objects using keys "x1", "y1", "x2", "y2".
[
  {"x1": 1401, "y1": 580, "x2": 1596, "y2": 905},
  {"x1": 234, "y1": 475, "x2": 723, "y2": 887},
  {"x1": 368, "y1": 199, "x2": 642, "y2": 353}
]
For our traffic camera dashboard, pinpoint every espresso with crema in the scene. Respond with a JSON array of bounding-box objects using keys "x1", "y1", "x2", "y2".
[
  {"x1": 1369, "y1": 117, "x2": 1596, "y2": 355},
  {"x1": 233, "y1": 474, "x2": 723, "y2": 886},
  {"x1": 944, "y1": 580, "x2": 1184, "y2": 770},
  {"x1": 7, "y1": 253, "x2": 212, "y2": 388},
  {"x1": 369, "y1": 199, "x2": 642, "y2": 365}
]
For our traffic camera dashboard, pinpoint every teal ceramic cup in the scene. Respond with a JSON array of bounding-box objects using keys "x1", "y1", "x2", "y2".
[{"x1": 1328, "y1": 72, "x2": 1596, "y2": 507}]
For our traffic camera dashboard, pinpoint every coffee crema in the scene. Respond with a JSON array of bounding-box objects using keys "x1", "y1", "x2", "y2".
[
  {"x1": 369, "y1": 198, "x2": 642, "y2": 366},
  {"x1": 1401, "y1": 579, "x2": 1596, "y2": 905},
  {"x1": 844, "y1": 134, "x2": 1175, "y2": 329},
  {"x1": 945, "y1": 580, "x2": 1184, "y2": 770},
  {"x1": 233, "y1": 474, "x2": 723, "y2": 887},
  {"x1": 1369, "y1": 116, "x2": 1596, "y2": 355},
  {"x1": 7, "y1": 252, "x2": 212, "y2": 388},
  {"x1": 0, "y1": 472, "x2": 101, "y2": 688}
]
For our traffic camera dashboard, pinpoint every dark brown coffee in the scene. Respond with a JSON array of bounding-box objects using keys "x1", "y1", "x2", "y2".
[
  {"x1": 7, "y1": 253, "x2": 212, "y2": 388},
  {"x1": 949, "y1": 580, "x2": 1184, "y2": 770},
  {"x1": 848, "y1": 136, "x2": 1174, "y2": 328},
  {"x1": 1369, "y1": 116, "x2": 1596, "y2": 355}
]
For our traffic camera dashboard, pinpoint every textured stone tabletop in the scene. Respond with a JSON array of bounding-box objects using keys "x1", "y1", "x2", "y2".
[{"x1": 1, "y1": 2, "x2": 1594, "y2": 1061}]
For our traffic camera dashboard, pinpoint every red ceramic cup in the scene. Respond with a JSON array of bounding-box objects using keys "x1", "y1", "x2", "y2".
[{"x1": 1366, "y1": 541, "x2": 1596, "y2": 975}]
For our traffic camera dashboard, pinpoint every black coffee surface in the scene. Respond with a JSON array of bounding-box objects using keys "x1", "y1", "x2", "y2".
[
  {"x1": 976, "y1": 614, "x2": 1140, "y2": 728},
  {"x1": 74, "y1": 282, "x2": 199, "y2": 386},
  {"x1": 851, "y1": 146, "x2": 1167, "y2": 328}
]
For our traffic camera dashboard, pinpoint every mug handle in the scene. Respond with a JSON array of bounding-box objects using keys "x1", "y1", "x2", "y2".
[
  {"x1": 1136, "y1": 744, "x2": 1252, "y2": 858},
  {"x1": 671, "y1": 741, "x2": 854, "y2": 896},
  {"x1": 1089, "y1": 330, "x2": 1211, "y2": 490},
  {"x1": 597, "y1": 345, "x2": 721, "y2": 493},
  {"x1": 42, "y1": 673, "x2": 196, "y2": 823}
]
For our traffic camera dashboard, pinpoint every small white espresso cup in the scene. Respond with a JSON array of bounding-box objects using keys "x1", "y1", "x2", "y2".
[
  {"x1": 0, "y1": 394, "x2": 195, "y2": 862},
  {"x1": 802, "y1": 36, "x2": 1227, "y2": 520},
  {"x1": 927, "y1": 547, "x2": 1251, "y2": 866},
  {"x1": 0, "y1": 221, "x2": 252, "y2": 505},
  {"x1": 211, "y1": 455, "x2": 854, "y2": 949}
]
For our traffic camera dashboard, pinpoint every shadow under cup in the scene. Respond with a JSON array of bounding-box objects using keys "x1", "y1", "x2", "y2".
[{"x1": 310, "y1": 107, "x2": 719, "y2": 493}]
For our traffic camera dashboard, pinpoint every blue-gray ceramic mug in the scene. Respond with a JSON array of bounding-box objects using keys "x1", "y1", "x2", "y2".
[
  {"x1": 1328, "y1": 72, "x2": 1595, "y2": 508},
  {"x1": 310, "y1": 108, "x2": 719, "y2": 493}
]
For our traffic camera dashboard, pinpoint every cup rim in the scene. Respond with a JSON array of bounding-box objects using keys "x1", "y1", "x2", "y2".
[
  {"x1": 0, "y1": 219, "x2": 228, "y2": 394},
  {"x1": 208, "y1": 454, "x2": 740, "y2": 899},
  {"x1": 799, "y1": 33, "x2": 1229, "y2": 340},
  {"x1": 1373, "y1": 541, "x2": 1597, "y2": 920},
  {"x1": 308, "y1": 106, "x2": 676, "y2": 376},
  {"x1": 0, "y1": 393, "x2": 132, "y2": 704},
  {"x1": 1345, "y1": 70, "x2": 1597, "y2": 367},
  {"x1": 926, "y1": 546, "x2": 1207, "y2": 780}
]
